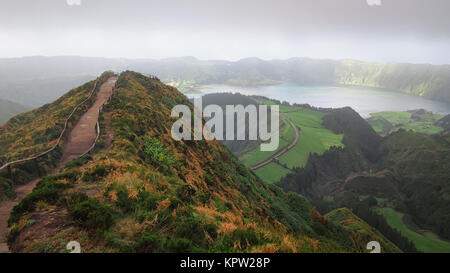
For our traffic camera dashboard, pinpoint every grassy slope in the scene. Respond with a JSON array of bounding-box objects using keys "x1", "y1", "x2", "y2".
[
  {"x1": 6, "y1": 72, "x2": 395, "y2": 253},
  {"x1": 0, "y1": 80, "x2": 96, "y2": 161},
  {"x1": 368, "y1": 111, "x2": 444, "y2": 135},
  {"x1": 376, "y1": 208, "x2": 450, "y2": 253},
  {"x1": 350, "y1": 127, "x2": 450, "y2": 252},
  {"x1": 278, "y1": 105, "x2": 344, "y2": 169},
  {"x1": 274, "y1": 106, "x2": 450, "y2": 253},
  {"x1": 253, "y1": 162, "x2": 291, "y2": 184},
  {"x1": 0, "y1": 73, "x2": 115, "y2": 198},
  {"x1": 240, "y1": 119, "x2": 294, "y2": 167},
  {"x1": 326, "y1": 208, "x2": 401, "y2": 253},
  {"x1": 245, "y1": 104, "x2": 343, "y2": 184}
]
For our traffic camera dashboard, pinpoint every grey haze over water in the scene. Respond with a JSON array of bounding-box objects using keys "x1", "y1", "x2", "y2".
[{"x1": 196, "y1": 84, "x2": 450, "y2": 118}]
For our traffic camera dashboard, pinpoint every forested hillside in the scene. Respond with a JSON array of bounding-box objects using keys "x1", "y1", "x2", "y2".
[{"x1": 277, "y1": 107, "x2": 450, "y2": 252}]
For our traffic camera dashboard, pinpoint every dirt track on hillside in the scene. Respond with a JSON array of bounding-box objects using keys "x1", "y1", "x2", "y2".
[
  {"x1": 0, "y1": 77, "x2": 117, "y2": 253},
  {"x1": 60, "y1": 77, "x2": 117, "y2": 165},
  {"x1": 250, "y1": 118, "x2": 299, "y2": 170}
]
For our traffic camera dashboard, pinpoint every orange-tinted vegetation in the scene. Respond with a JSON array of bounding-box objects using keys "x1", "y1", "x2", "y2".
[{"x1": 6, "y1": 72, "x2": 400, "y2": 253}]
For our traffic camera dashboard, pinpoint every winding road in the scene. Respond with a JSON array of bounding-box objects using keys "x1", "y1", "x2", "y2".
[
  {"x1": 250, "y1": 118, "x2": 299, "y2": 170},
  {"x1": 0, "y1": 77, "x2": 117, "y2": 253}
]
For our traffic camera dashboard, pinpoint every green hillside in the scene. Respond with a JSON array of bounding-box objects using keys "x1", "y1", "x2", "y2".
[
  {"x1": 4, "y1": 72, "x2": 399, "y2": 253},
  {"x1": 326, "y1": 208, "x2": 401, "y2": 253},
  {"x1": 0, "y1": 72, "x2": 115, "y2": 199},
  {"x1": 238, "y1": 103, "x2": 343, "y2": 184},
  {"x1": 131, "y1": 57, "x2": 450, "y2": 103},
  {"x1": 367, "y1": 110, "x2": 445, "y2": 136},
  {"x1": 335, "y1": 60, "x2": 450, "y2": 103},
  {"x1": 277, "y1": 106, "x2": 344, "y2": 169},
  {"x1": 376, "y1": 207, "x2": 450, "y2": 253},
  {"x1": 276, "y1": 106, "x2": 450, "y2": 253}
]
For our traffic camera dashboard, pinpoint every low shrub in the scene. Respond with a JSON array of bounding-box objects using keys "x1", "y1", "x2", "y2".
[
  {"x1": 61, "y1": 192, "x2": 89, "y2": 210},
  {"x1": 176, "y1": 184, "x2": 196, "y2": 202},
  {"x1": 71, "y1": 198, "x2": 113, "y2": 232},
  {"x1": 8, "y1": 174, "x2": 73, "y2": 225},
  {"x1": 175, "y1": 216, "x2": 206, "y2": 246},
  {"x1": 134, "y1": 233, "x2": 161, "y2": 253},
  {"x1": 63, "y1": 155, "x2": 93, "y2": 169},
  {"x1": 141, "y1": 136, "x2": 179, "y2": 171},
  {"x1": 82, "y1": 165, "x2": 109, "y2": 182},
  {"x1": 6, "y1": 224, "x2": 20, "y2": 247},
  {"x1": 0, "y1": 176, "x2": 14, "y2": 200},
  {"x1": 164, "y1": 238, "x2": 195, "y2": 253}
]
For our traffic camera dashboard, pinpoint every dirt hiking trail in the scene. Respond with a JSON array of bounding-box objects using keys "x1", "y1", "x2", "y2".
[
  {"x1": 60, "y1": 77, "x2": 117, "y2": 165},
  {"x1": 0, "y1": 76, "x2": 117, "y2": 253}
]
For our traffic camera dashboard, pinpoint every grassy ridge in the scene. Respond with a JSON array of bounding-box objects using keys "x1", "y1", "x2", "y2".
[
  {"x1": 7, "y1": 72, "x2": 397, "y2": 253},
  {"x1": 0, "y1": 81, "x2": 96, "y2": 161},
  {"x1": 0, "y1": 72, "x2": 115, "y2": 199},
  {"x1": 0, "y1": 71, "x2": 116, "y2": 162},
  {"x1": 326, "y1": 208, "x2": 401, "y2": 253}
]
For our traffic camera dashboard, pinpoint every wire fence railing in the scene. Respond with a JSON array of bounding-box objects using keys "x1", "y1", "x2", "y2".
[{"x1": 0, "y1": 79, "x2": 100, "y2": 172}]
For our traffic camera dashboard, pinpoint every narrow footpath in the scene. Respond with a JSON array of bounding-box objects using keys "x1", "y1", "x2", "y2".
[{"x1": 0, "y1": 77, "x2": 117, "y2": 253}]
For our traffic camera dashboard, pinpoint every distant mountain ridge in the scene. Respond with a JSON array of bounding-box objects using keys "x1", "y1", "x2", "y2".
[
  {"x1": 128, "y1": 57, "x2": 450, "y2": 103},
  {"x1": 0, "y1": 99, "x2": 29, "y2": 125},
  {"x1": 1, "y1": 56, "x2": 449, "y2": 107}
]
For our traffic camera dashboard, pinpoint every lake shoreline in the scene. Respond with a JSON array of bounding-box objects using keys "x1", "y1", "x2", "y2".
[{"x1": 193, "y1": 83, "x2": 450, "y2": 118}]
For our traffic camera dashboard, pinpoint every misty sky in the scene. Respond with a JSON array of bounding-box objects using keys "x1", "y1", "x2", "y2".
[{"x1": 0, "y1": 0, "x2": 449, "y2": 64}]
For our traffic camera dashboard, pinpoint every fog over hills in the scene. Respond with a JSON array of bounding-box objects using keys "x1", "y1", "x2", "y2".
[
  {"x1": 2, "y1": 0, "x2": 450, "y2": 64},
  {"x1": 1, "y1": 56, "x2": 449, "y2": 107},
  {"x1": 0, "y1": 99, "x2": 29, "y2": 125}
]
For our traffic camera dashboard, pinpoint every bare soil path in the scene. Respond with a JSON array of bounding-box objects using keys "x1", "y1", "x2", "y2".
[
  {"x1": 60, "y1": 77, "x2": 117, "y2": 165},
  {"x1": 0, "y1": 77, "x2": 117, "y2": 253}
]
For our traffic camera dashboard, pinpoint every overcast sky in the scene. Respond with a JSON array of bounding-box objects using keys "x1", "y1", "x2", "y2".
[{"x1": 0, "y1": 0, "x2": 449, "y2": 64}]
